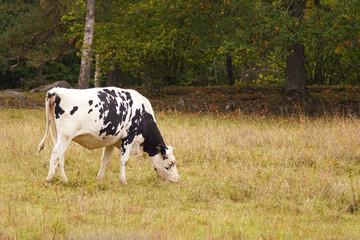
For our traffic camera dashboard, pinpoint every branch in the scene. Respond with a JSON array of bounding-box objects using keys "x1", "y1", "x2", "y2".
[
  {"x1": 285, "y1": 0, "x2": 294, "y2": 12},
  {"x1": 8, "y1": 22, "x2": 65, "y2": 68},
  {"x1": 41, "y1": 1, "x2": 59, "y2": 19},
  {"x1": 51, "y1": 36, "x2": 80, "y2": 61},
  {"x1": 266, "y1": 56, "x2": 286, "y2": 70},
  {"x1": 10, "y1": 58, "x2": 21, "y2": 69}
]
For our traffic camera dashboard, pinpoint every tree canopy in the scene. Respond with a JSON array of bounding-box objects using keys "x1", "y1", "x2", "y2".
[{"x1": 1, "y1": 0, "x2": 359, "y2": 94}]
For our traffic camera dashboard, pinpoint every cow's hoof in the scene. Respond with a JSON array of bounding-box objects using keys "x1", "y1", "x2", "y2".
[
  {"x1": 119, "y1": 179, "x2": 128, "y2": 185},
  {"x1": 61, "y1": 177, "x2": 68, "y2": 183},
  {"x1": 45, "y1": 176, "x2": 54, "y2": 183}
]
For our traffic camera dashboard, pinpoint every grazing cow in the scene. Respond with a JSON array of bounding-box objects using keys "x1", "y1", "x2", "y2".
[{"x1": 38, "y1": 87, "x2": 179, "y2": 184}]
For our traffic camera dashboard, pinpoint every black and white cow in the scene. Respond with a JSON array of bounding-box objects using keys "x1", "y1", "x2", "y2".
[{"x1": 38, "y1": 87, "x2": 179, "y2": 184}]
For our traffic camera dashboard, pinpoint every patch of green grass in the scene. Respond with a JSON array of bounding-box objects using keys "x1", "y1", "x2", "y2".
[{"x1": 1, "y1": 109, "x2": 360, "y2": 239}]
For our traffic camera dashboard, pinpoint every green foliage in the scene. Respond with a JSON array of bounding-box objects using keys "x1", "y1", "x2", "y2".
[
  {"x1": 253, "y1": 0, "x2": 360, "y2": 86},
  {"x1": 42, "y1": 53, "x2": 81, "y2": 87},
  {"x1": 0, "y1": 0, "x2": 360, "y2": 90},
  {"x1": 0, "y1": 0, "x2": 80, "y2": 89},
  {"x1": 92, "y1": 0, "x2": 223, "y2": 93},
  {"x1": 303, "y1": 0, "x2": 360, "y2": 85}
]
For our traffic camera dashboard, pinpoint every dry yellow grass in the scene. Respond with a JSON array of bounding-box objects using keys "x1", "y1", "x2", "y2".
[{"x1": 1, "y1": 109, "x2": 360, "y2": 239}]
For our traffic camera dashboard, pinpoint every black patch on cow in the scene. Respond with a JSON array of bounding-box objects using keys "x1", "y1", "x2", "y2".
[
  {"x1": 125, "y1": 92, "x2": 133, "y2": 107},
  {"x1": 97, "y1": 89, "x2": 129, "y2": 137},
  {"x1": 124, "y1": 92, "x2": 131, "y2": 100},
  {"x1": 54, "y1": 95, "x2": 65, "y2": 119},
  {"x1": 47, "y1": 92, "x2": 55, "y2": 100},
  {"x1": 118, "y1": 92, "x2": 126, "y2": 102},
  {"x1": 95, "y1": 104, "x2": 98, "y2": 108},
  {"x1": 121, "y1": 108, "x2": 141, "y2": 154},
  {"x1": 157, "y1": 144, "x2": 167, "y2": 156},
  {"x1": 88, "y1": 109, "x2": 93, "y2": 114},
  {"x1": 70, "y1": 106, "x2": 78, "y2": 115},
  {"x1": 89, "y1": 100, "x2": 93, "y2": 106},
  {"x1": 121, "y1": 104, "x2": 165, "y2": 157},
  {"x1": 141, "y1": 113, "x2": 166, "y2": 157}
]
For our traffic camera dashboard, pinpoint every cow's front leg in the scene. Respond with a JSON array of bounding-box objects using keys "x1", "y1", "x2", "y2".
[
  {"x1": 97, "y1": 146, "x2": 114, "y2": 180},
  {"x1": 119, "y1": 146, "x2": 131, "y2": 185}
]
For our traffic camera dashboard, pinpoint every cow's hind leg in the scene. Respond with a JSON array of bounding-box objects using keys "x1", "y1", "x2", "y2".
[
  {"x1": 46, "y1": 136, "x2": 71, "y2": 183},
  {"x1": 97, "y1": 146, "x2": 114, "y2": 180}
]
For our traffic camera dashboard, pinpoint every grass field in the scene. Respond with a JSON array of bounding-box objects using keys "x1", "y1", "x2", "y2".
[{"x1": 1, "y1": 109, "x2": 360, "y2": 239}]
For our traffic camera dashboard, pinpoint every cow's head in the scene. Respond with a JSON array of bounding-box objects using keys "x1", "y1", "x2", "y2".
[{"x1": 151, "y1": 145, "x2": 180, "y2": 182}]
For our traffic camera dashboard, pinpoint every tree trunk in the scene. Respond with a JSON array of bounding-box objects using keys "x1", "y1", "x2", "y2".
[
  {"x1": 77, "y1": 0, "x2": 95, "y2": 89},
  {"x1": 283, "y1": 0, "x2": 309, "y2": 100},
  {"x1": 313, "y1": 0, "x2": 324, "y2": 85},
  {"x1": 284, "y1": 43, "x2": 309, "y2": 100},
  {"x1": 94, "y1": 54, "x2": 101, "y2": 87},
  {"x1": 107, "y1": 65, "x2": 122, "y2": 87},
  {"x1": 34, "y1": 64, "x2": 43, "y2": 84},
  {"x1": 226, "y1": 53, "x2": 234, "y2": 85},
  {"x1": 313, "y1": 48, "x2": 324, "y2": 85}
]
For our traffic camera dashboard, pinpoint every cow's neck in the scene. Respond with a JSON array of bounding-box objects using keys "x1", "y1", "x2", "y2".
[{"x1": 140, "y1": 112, "x2": 165, "y2": 157}]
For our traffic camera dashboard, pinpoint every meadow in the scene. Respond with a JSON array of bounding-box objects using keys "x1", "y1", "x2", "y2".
[{"x1": 1, "y1": 109, "x2": 360, "y2": 239}]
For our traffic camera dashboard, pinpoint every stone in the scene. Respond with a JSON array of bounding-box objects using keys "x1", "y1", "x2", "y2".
[
  {"x1": 2, "y1": 90, "x2": 27, "y2": 99},
  {"x1": 30, "y1": 81, "x2": 71, "y2": 92},
  {"x1": 177, "y1": 98, "x2": 186, "y2": 106},
  {"x1": 225, "y1": 101, "x2": 236, "y2": 111}
]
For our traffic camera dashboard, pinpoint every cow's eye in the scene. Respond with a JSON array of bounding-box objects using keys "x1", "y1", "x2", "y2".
[
  {"x1": 163, "y1": 156, "x2": 168, "y2": 161},
  {"x1": 164, "y1": 162, "x2": 174, "y2": 171}
]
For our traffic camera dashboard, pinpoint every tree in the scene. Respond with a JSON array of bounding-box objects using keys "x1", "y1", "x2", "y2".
[
  {"x1": 285, "y1": 43, "x2": 308, "y2": 99},
  {"x1": 93, "y1": 0, "x2": 219, "y2": 93},
  {"x1": 226, "y1": 53, "x2": 234, "y2": 85},
  {"x1": 253, "y1": 0, "x2": 309, "y2": 99},
  {"x1": 2, "y1": 0, "x2": 359, "y2": 92},
  {"x1": 304, "y1": 0, "x2": 360, "y2": 85},
  {"x1": 107, "y1": 65, "x2": 122, "y2": 87},
  {"x1": 78, "y1": 0, "x2": 95, "y2": 89},
  {"x1": 94, "y1": 54, "x2": 101, "y2": 87},
  {"x1": 284, "y1": 0, "x2": 309, "y2": 100},
  {"x1": 0, "y1": 0, "x2": 79, "y2": 89}
]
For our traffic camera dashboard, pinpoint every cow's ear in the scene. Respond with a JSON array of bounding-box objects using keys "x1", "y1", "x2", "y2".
[{"x1": 157, "y1": 144, "x2": 167, "y2": 156}]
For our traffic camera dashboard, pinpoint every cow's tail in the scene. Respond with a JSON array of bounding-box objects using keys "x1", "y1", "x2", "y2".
[{"x1": 38, "y1": 93, "x2": 55, "y2": 153}]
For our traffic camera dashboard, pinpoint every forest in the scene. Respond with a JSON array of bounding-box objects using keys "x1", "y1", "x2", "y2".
[{"x1": 1, "y1": 0, "x2": 360, "y2": 98}]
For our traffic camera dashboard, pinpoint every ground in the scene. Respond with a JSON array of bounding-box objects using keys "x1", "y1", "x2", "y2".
[
  {"x1": 1, "y1": 109, "x2": 359, "y2": 239},
  {"x1": 1, "y1": 84, "x2": 360, "y2": 117},
  {"x1": 1, "y1": 86, "x2": 360, "y2": 239}
]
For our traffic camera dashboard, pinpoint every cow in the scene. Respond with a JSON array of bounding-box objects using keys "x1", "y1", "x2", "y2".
[{"x1": 38, "y1": 87, "x2": 179, "y2": 184}]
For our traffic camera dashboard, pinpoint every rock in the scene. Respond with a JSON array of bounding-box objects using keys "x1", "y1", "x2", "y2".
[
  {"x1": 177, "y1": 98, "x2": 186, "y2": 106},
  {"x1": 2, "y1": 90, "x2": 27, "y2": 99},
  {"x1": 30, "y1": 81, "x2": 71, "y2": 92},
  {"x1": 225, "y1": 101, "x2": 236, "y2": 111}
]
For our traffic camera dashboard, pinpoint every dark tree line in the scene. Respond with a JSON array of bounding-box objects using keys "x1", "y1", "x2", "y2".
[{"x1": 1, "y1": 0, "x2": 360, "y2": 99}]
